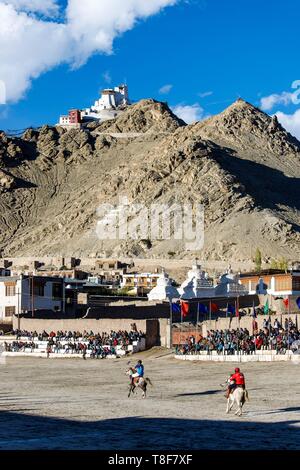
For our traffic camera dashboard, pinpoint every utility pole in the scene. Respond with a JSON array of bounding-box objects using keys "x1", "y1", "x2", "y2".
[
  {"x1": 17, "y1": 286, "x2": 20, "y2": 330},
  {"x1": 62, "y1": 278, "x2": 66, "y2": 314},
  {"x1": 31, "y1": 274, "x2": 34, "y2": 318}
]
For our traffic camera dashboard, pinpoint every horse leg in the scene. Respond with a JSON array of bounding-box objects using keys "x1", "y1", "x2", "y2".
[
  {"x1": 226, "y1": 400, "x2": 229, "y2": 413},
  {"x1": 235, "y1": 399, "x2": 242, "y2": 416},
  {"x1": 128, "y1": 384, "x2": 134, "y2": 398},
  {"x1": 226, "y1": 398, "x2": 232, "y2": 413}
]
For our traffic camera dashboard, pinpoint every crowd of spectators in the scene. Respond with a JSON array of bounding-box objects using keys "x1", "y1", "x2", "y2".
[
  {"x1": 5, "y1": 329, "x2": 145, "y2": 358},
  {"x1": 176, "y1": 318, "x2": 300, "y2": 355}
]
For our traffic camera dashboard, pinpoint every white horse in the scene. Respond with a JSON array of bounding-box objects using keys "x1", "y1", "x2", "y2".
[{"x1": 221, "y1": 377, "x2": 249, "y2": 416}]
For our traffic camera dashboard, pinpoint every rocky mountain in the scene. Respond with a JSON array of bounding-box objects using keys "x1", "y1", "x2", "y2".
[{"x1": 0, "y1": 98, "x2": 300, "y2": 263}]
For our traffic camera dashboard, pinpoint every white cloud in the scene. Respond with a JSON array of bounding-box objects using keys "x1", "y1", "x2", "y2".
[
  {"x1": 1, "y1": 0, "x2": 59, "y2": 15},
  {"x1": 0, "y1": 79, "x2": 6, "y2": 104},
  {"x1": 66, "y1": 0, "x2": 178, "y2": 64},
  {"x1": 159, "y1": 84, "x2": 173, "y2": 94},
  {"x1": 260, "y1": 92, "x2": 294, "y2": 111},
  {"x1": 275, "y1": 109, "x2": 300, "y2": 141},
  {"x1": 172, "y1": 103, "x2": 204, "y2": 124},
  {"x1": 198, "y1": 91, "x2": 213, "y2": 98},
  {"x1": 102, "y1": 70, "x2": 112, "y2": 84},
  {"x1": 260, "y1": 80, "x2": 300, "y2": 111},
  {"x1": 0, "y1": 4, "x2": 71, "y2": 102},
  {"x1": 0, "y1": 0, "x2": 178, "y2": 103}
]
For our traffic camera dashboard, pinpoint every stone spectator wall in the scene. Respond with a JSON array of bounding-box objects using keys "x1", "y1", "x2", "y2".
[{"x1": 12, "y1": 316, "x2": 169, "y2": 348}]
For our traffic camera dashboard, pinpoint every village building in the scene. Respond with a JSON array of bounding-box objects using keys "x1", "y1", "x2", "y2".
[
  {"x1": 120, "y1": 272, "x2": 160, "y2": 295},
  {"x1": 0, "y1": 267, "x2": 10, "y2": 277},
  {"x1": 0, "y1": 275, "x2": 64, "y2": 322},
  {"x1": 239, "y1": 269, "x2": 300, "y2": 312},
  {"x1": 88, "y1": 259, "x2": 131, "y2": 286},
  {"x1": 34, "y1": 268, "x2": 88, "y2": 280}
]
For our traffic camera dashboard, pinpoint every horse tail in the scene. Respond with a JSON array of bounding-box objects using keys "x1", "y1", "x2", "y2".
[
  {"x1": 145, "y1": 377, "x2": 153, "y2": 386},
  {"x1": 244, "y1": 390, "x2": 249, "y2": 401}
]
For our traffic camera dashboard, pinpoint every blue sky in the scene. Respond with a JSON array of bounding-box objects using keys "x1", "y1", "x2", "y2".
[{"x1": 0, "y1": 0, "x2": 299, "y2": 136}]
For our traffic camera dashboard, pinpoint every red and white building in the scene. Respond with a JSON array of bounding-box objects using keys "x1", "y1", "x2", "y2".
[{"x1": 58, "y1": 84, "x2": 130, "y2": 127}]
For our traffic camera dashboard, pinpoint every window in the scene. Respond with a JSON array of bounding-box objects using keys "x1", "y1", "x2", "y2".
[
  {"x1": 30, "y1": 281, "x2": 45, "y2": 297},
  {"x1": 275, "y1": 277, "x2": 292, "y2": 291},
  {"x1": 292, "y1": 277, "x2": 300, "y2": 291},
  {"x1": 52, "y1": 283, "x2": 62, "y2": 300},
  {"x1": 5, "y1": 284, "x2": 16, "y2": 296},
  {"x1": 5, "y1": 306, "x2": 15, "y2": 317}
]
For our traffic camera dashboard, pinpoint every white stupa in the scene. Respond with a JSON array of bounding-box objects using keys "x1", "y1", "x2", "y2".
[
  {"x1": 147, "y1": 270, "x2": 179, "y2": 302},
  {"x1": 179, "y1": 260, "x2": 214, "y2": 299},
  {"x1": 214, "y1": 265, "x2": 248, "y2": 296}
]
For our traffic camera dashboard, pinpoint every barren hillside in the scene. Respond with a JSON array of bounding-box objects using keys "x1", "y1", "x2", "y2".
[{"x1": 0, "y1": 98, "x2": 300, "y2": 263}]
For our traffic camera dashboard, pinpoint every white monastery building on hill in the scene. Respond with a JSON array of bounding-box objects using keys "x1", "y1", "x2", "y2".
[{"x1": 58, "y1": 84, "x2": 130, "y2": 127}]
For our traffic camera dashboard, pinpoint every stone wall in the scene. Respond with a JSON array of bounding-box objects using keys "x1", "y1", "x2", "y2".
[
  {"x1": 12, "y1": 316, "x2": 169, "y2": 348},
  {"x1": 175, "y1": 352, "x2": 300, "y2": 363}
]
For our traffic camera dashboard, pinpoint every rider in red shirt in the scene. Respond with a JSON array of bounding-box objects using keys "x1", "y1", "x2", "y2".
[{"x1": 226, "y1": 367, "x2": 246, "y2": 398}]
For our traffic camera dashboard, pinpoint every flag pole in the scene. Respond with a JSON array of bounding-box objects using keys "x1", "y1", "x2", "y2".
[
  {"x1": 196, "y1": 302, "x2": 199, "y2": 341},
  {"x1": 287, "y1": 295, "x2": 291, "y2": 355},
  {"x1": 235, "y1": 299, "x2": 239, "y2": 357},
  {"x1": 288, "y1": 315, "x2": 290, "y2": 356}
]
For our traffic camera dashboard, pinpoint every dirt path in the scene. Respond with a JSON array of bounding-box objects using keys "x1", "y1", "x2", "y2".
[{"x1": 0, "y1": 353, "x2": 300, "y2": 449}]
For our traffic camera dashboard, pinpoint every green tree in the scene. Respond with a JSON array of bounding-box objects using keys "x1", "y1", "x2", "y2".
[
  {"x1": 270, "y1": 257, "x2": 288, "y2": 272},
  {"x1": 270, "y1": 258, "x2": 278, "y2": 269},
  {"x1": 278, "y1": 257, "x2": 288, "y2": 272},
  {"x1": 254, "y1": 248, "x2": 262, "y2": 273}
]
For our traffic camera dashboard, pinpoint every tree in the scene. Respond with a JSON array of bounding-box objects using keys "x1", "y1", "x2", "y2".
[
  {"x1": 278, "y1": 257, "x2": 288, "y2": 272},
  {"x1": 270, "y1": 257, "x2": 288, "y2": 272},
  {"x1": 254, "y1": 248, "x2": 262, "y2": 273}
]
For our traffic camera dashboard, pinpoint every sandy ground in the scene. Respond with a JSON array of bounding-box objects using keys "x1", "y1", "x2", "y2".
[{"x1": 0, "y1": 348, "x2": 300, "y2": 450}]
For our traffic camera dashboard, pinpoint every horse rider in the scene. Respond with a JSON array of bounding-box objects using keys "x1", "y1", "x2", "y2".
[
  {"x1": 131, "y1": 360, "x2": 144, "y2": 386},
  {"x1": 226, "y1": 367, "x2": 246, "y2": 398}
]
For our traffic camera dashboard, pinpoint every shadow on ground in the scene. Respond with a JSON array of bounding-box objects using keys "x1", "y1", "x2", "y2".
[
  {"x1": 175, "y1": 389, "x2": 222, "y2": 397},
  {"x1": 0, "y1": 410, "x2": 300, "y2": 450}
]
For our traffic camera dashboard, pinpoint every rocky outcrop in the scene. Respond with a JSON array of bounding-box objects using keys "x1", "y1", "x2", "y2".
[
  {"x1": 90, "y1": 99, "x2": 186, "y2": 134},
  {"x1": 0, "y1": 169, "x2": 15, "y2": 191}
]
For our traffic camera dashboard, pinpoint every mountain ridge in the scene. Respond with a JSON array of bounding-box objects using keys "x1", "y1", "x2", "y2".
[{"x1": 0, "y1": 98, "x2": 300, "y2": 263}]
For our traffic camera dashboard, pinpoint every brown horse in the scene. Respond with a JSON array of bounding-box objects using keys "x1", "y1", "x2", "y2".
[{"x1": 126, "y1": 367, "x2": 153, "y2": 399}]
